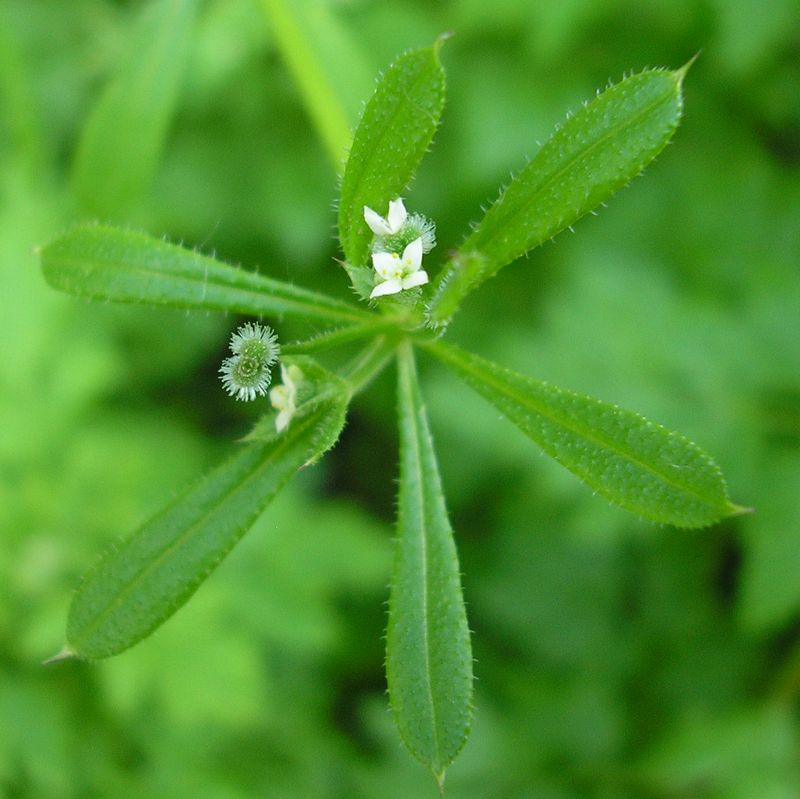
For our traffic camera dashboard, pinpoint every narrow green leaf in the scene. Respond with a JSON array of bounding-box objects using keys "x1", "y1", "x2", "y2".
[
  {"x1": 65, "y1": 385, "x2": 349, "y2": 660},
  {"x1": 338, "y1": 41, "x2": 447, "y2": 268},
  {"x1": 39, "y1": 225, "x2": 371, "y2": 324},
  {"x1": 387, "y1": 342, "x2": 472, "y2": 783},
  {"x1": 428, "y1": 65, "x2": 688, "y2": 327},
  {"x1": 426, "y1": 341, "x2": 740, "y2": 528},
  {"x1": 425, "y1": 250, "x2": 489, "y2": 330},
  {"x1": 72, "y1": 0, "x2": 196, "y2": 217}
]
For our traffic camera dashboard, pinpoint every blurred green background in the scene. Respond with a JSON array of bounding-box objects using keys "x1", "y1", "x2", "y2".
[{"x1": 1, "y1": 0, "x2": 799, "y2": 796}]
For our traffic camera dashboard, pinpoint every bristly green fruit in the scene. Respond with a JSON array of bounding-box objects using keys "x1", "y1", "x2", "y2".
[
  {"x1": 427, "y1": 64, "x2": 691, "y2": 328},
  {"x1": 387, "y1": 343, "x2": 473, "y2": 786},
  {"x1": 425, "y1": 340, "x2": 744, "y2": 528}
]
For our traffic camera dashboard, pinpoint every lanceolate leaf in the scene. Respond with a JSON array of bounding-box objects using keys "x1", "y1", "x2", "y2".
[
  {"x1": 387, "y1": 343, "x2": 472, "y2": 784},
  {"x1": 63, "y1": 387, "x2": 349, "y2": 660},
  {"x1": 427, "y1": 65, "x2": 689, "y2": 327},
  {"x1": 72, "y1": 0, "x2": 196, "y2": 217},
  {"x1": 426, "y1": 341, "x2": 740, "y2": 528},
  {"x1": 338, "y1": 41, "x2": 446, "y2": 268},
  {"x1": 40, "y1": 225, "x2": 370, "y2": 324}
]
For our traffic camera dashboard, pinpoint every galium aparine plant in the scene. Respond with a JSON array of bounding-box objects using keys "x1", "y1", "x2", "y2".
[{"x1": 39, "y1": 38, "x2": 745, "y2": 790}]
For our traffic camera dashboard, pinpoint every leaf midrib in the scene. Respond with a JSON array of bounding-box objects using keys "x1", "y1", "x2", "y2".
[
  {"x1": 436, "y1": 345, "x2": 722, "y2": 511},
  {"x1": 463, "y1": 74, "x2": 677, "y2": 262},
  {"x1": 342, "y1": 53, "x2": 441, "y2": 264},
  {"x1": 70, "y1": 408, "x2": 324, "y2": 652},
  {"x1": 48, "y1": 250, "x2": 370, "y2": 323},
  {"x1": 399, "y1": 351, "x2": 443, "y2": 768}
]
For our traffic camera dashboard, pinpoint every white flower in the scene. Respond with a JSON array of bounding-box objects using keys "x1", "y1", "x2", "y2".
[
  {"x1": 269, "y1": 364, "x2": 303, "y2": 432},
  {"x1": 364, "y1": 198, "x2": 407, "y2": 236},
  {"x1": 370, "y1": 237, "x2": 428, "y2": 298}
]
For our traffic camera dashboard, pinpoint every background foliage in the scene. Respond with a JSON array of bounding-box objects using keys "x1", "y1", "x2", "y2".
[{"x1": 1, "y1": 0, "x2": 799, "y2": 796}]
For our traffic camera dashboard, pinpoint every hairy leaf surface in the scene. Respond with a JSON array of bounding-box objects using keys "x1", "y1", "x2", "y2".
[
  {"x1": 427, "y1": 341, "x2": 739, "y2": 528},
  {"x1": 428, "y1": 66, "x2": 688, "y2": 326},
  {"x1": 65, "y1": 383, "x2": 348, "y2": 660},
  {"x1": 387, "y1": 343, "x2": 472, "y2": 782},
  {"x1": 338, "y1": 42, "x2": 446, "y2": 268},
  {"x1": 40, "y1": 225, "x2": 370, "y2": 324}
]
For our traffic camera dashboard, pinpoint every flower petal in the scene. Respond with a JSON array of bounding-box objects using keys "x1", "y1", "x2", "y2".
[
  {"x1": 387, "y1": 198, "x2": 407, "y2": 233},
  {"x1": 364, "y1": 205, "x2": 392, "y2": 235},
  {"x1": 372, "y1": 251, "x2": 401, "y2": 280},
  {"x1": 401, "y1": 237, "x2": 423, "y2": 270},
  {"x1": 285, "y1": 365, "x2": 303, "y2": 395},
  {"x1": 275, "y1": 409, "x2": 292, "y2": 432},
  {"x1": 401, "y1": 270, "x2": 429, "y2": 290},
  {"x1": 270, "y1": 384, "x2": 289, "y2": 411},
  {"x1": 370, "y1": 279, "x2": 402, "y2": 298}
]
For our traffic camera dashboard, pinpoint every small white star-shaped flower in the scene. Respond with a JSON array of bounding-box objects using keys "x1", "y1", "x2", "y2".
[
  {"x1": 370, "y1": 237, "x2": 428, "y2": 298},
  {"x1": 269, "y1": 364, "x2": 303, "y2": 432},
  {"x1": 364, "y1": 198, "x2": 407, "y2": 236}
]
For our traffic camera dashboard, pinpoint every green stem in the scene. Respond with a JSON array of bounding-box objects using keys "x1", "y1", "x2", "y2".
[
  {"x1": 259, "y1": 0, "x2": 352, "y2": 170},
  {"x1": 341, "y1": 335, "x2": 397, "y2": 395},
  {"x1": 281, "y1": 319, "x2": 398, "y2": 354}
]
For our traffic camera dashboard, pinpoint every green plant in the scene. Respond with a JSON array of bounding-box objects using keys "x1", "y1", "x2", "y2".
[{"x1": 40, "y1": 36, "x2": 744, "y2": 791}]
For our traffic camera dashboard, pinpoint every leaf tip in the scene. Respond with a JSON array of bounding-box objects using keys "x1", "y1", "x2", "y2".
[
  {"x1": 728, "y1": 502, "x2": 755, "y2": 518},
  {"x1": 42, "y1": 645, "x2": 77, "y2": 666},
  {"x1": 675, "y1": 51, "x2": 701, "y2": 83},
  {"x1": 434, "y1": 31, "x2": 455, "y2": 57}
]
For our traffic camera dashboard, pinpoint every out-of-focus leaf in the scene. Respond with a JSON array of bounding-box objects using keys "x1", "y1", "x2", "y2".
[
  {"x1": 40, "y1": 225, "x2": 371, "y2": 324},
  {"x1": 338, "y1": 41, "x2": 446, "y2": 269},
  {"x1": 61, "y1": 378, "x2": 349, "y2": 661},
  {"x1": 387, "y1": 343, "x2": 472, "y2": 784},
  {"x1": 72, "y1": 0, "x2": 197, "y2": 217},
  {"x1": 259, "y1": 0, "x2": 370, "y2": 169},
  {"x1": 639, "y1": 705, "x2": 800, "y2": 798},
  {"x1": 739, "y1": 454, "x2": 800, "y2": 630},
  {"x1": 709, "y1": 0, "x2": 799, "y2": 75},
  {"x1": 427, "y1": 65, "x2": 688, "y2": 327},
  {"x1": 0, "y1": 10, "x2": 46, "y2": 172},
  {"x1": 426, "y1": 340, "x2": 740, "y2": 528}
]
